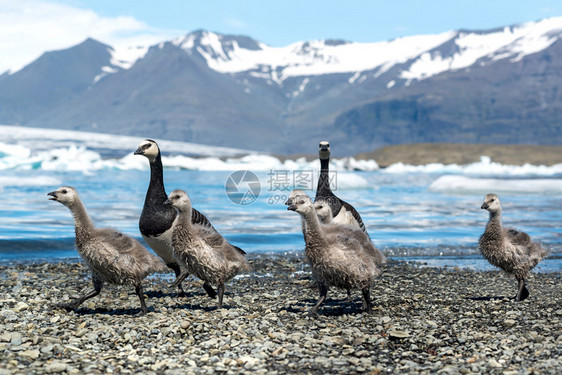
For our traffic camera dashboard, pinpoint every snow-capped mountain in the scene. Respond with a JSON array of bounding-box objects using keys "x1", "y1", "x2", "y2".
[{"x1": 1, "y1": 18, "x2": 562, "y2": 154}]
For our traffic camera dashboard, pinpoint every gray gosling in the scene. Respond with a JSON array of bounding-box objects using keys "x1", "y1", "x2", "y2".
[
  {"x1": 164, "y1": 190, "x2": 249, "y2": 308},
  {"x1": 288, "y1": 194, "x2": 382, "y2": 316},
  {"x1": 287, "y1": 190, "x2": 356, "y2": 301},
  {"x1": 48, "y1": 186, "x2": 166, "y2": 314},
  {"x1": 479, "y1": 193, "x2": 548, "y2": 301},
  {"x1": 317, "y1": 203, "x2": 386, "y2": 267},
  {"x1": 286, "y1": 189, "x2": 358, "y2": 229},
  {"x1": 314, "y1": 199, "x2": 386, "y2": 301}
]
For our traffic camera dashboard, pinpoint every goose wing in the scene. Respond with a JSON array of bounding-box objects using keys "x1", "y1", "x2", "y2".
[
  {"x1": 232, "y1": 245, "x2": 246, "y2": 256},
  {"x1": 339, "y1": 200, "x2": 365, "y2": 232},
  {"x1": 192, "y1": 208, "x2": 217, "y2": 232},
  {"x1": 334, "y1": 233, "x2": 362, "y2": 251},
  {"x1": 198, "y1": 227, "x2": 226, "y2": 248},
  {"x1": 95, "y1": 228, "x2": 148, "y2": 269},
  {"x1": 199, "y1": 228, "x2": 246, "y2": 255},
  {"x1": 97, "y1": 228, "x2": 138, "y2": 253},
  {"x1": 505, "y1": 228, "x2": 533, "y2": 247}
]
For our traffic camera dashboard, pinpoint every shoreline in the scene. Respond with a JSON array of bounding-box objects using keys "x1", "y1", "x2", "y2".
[
  {"x1": 1, "y1": 250, "x2": 561, "y2": 274},
  {"x1": 1, "y1": 254, "x2": 560, "y2": 374},
  {"x1": 356, "y1": 143, "x2": 562, "y2": 167}
]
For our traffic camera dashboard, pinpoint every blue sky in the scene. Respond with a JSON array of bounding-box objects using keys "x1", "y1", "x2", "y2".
[
  {"x1": 1, "y1": 0, "x2": 561, "y2": 73},
  {"x1": 60, "y1": 0, "x2": 561, "y2": 45}
]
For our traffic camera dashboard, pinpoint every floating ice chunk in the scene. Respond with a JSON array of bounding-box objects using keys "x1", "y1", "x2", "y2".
[
  {"x1": 385, "y1": 156, "x2": 562, "y2": 177},
  {"x1": 429, "y1": 175, "x2": 562, "y2": 194},
  {"x1": 0, "y1": 176, "x2": 61, "y2": 187}
]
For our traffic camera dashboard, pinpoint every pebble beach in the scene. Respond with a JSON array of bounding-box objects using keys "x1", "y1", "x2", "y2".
[{"x1": 1, "y1": 253, "x2": 560, "y2": 374}]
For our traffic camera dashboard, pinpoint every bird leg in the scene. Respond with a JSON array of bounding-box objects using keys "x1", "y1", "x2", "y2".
[
  {"x1": 361, "y1": 287, "x2": 374, "y2": 314},
  {"x1": 135, "y1": 283, "x2": 148, "y2": 315},
  {"x1": 346, "y1": 288, "x2": 353, "y2": 302},
  {"x1": 515, "y1": 279, "x2": 530, "y2": 301},
  {"x1": 58, "y1": 276, "x2": 103, "y2": 311},
  {"x1": 168, "y1": 263, "x2": 188, "y2": 297},
  {"x1": 217, "y1": 283, "x2": 225, "y2": 309},
  {"x1": 203, "y1": 282, "x2": 217, "y2": 299},
  {"x1": 170, "y1": 269, "x2": 189, "y2": 289},
  {"x1": 309, "y1": 282, "x2": 329, "y2": 317}
]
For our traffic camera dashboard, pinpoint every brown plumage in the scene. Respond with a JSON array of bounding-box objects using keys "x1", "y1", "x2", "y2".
[
  {"x1": 48, "y1": 186, "x2": 166, "y2": 314},
  {"x1": 165, "y1": 190, "x2": 249, "y2": 309},
  {"x1": 479, "y1": 193, "x2": 548, "y2": 301},
  {"x1": 288, "y1": 194, "x2": 383, "y2": 316}
]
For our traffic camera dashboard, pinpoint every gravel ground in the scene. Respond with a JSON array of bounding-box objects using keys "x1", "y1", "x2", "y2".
[{"x1": 0, "y1": 253, "x2": 560, "y2": 374}]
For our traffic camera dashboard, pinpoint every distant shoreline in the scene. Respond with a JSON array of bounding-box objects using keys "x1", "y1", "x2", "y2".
[{"x1": 356, "y1": 143, "x2": 562, "y2": 168}]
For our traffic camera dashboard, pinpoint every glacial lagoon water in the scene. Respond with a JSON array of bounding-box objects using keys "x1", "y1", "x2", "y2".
[{"x1": 0, "y1": 126, "x2": 560, "y2": 272}]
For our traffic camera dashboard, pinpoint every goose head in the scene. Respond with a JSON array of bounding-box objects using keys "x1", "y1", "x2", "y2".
[
  {"x1": 134, "y1": 139, "x2": 160, "y2": 163},
  {"x1": 313, "y1": 199, "x2": 333, "y2": 223},
  {"x1": 48, "y1": 186, "x2": 80, "y2": 207},
  {"x1": 164, "y1": 189, "x2": 191, "y2": 212},
  {"x1": 318, "y1": 141, "x2": 330, "y2": 160},
  {"x1": 481, "y1": 193, "x2": 501, "y2": 213},
  {"x1": 287, "y1": 194, "x2": 314, "y2": 216},
  {"x1": 285, "y1": 189, "x2": 306, "y2": 206}
]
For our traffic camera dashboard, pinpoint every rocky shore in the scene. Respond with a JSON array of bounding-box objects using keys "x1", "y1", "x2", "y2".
[{"x1": 0, "y1": 253, "x2": 560, "y2": 374}]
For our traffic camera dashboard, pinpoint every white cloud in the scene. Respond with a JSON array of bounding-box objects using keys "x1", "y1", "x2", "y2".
[
  {"x1": 224, "y1": 17, "x2": 249, "y2": 30},
  {"x1": 0, "y1": 0, "x2": 179, "y2": 74}
]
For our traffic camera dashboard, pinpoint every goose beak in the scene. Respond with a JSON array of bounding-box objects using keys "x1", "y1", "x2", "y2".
[
  {"x1": 287, "y1": 204, "x2": 297, "y2": 211},
  {"x1": 133, "y1": 147, "x2": 144, "y2": 155},
  {"x1": 285, "y1": 198, "x2": 293, "y2": 205},
  {"x1": 481, "y1": 203, "x2": 489, "y2": 209},
  {"x1": 163, "y1": 199, "x2": 172, "y2": 206},
  {"x1": 47, "y1": 191, "x2": 58, "y2": 201}
]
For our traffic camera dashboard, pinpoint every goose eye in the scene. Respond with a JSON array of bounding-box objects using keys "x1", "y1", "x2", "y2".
[{"x1": 61, "y1": 189, "x2": 67, "y2": 194}]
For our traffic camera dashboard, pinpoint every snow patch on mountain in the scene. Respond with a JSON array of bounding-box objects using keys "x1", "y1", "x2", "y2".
[
  {"x1": 164, "y1": 17, "x2": 562, "y2": 84},
  {"x1": 110, "y1": 44, "x2": 150, "y2": 69},
  {"x1": 186, "y1": 31, "x2": 455, "y2": 82},
  {"x1": 401, "y1": 17, "x2": 562, "y2": 80}
]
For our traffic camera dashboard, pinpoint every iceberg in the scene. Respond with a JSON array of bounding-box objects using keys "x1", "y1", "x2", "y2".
[{"x1": 429, "y1": 175, "x2": 562, "y2": 194}]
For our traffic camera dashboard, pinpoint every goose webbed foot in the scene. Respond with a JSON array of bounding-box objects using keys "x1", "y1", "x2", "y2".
[
  {"x1": 58, "y1": 280, "x2": 103, "y2": 311},
  {"x1": 56, "y1": 301, "x2": 82, "y2": 311},
  {"x1": 309, "y1": 283, "x2": 328, "y2": 317},
  {"x1": 307, "y1": 308, "x2": 319, "y2": 318},
  {"x1": 176, "y1": 289, "x2": 188, "y2": 298}
]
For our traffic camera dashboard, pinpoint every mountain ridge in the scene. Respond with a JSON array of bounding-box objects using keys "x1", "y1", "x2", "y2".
[{"x1": 1, "y1": 17, "x2": 562, "y2": 155}]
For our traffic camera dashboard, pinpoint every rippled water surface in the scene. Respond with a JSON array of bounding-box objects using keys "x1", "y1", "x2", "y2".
[{"x1": 1, "y1": 168, "x2": 560, "y2": 272}]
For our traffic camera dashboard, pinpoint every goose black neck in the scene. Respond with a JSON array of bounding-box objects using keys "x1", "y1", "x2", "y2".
[
  {"x1": 320, "y1": 157, "x2": 330, "y2": 173},
  {"x1": 317, "y1": 157, "x2": 333, "y2": 196},
  {"x1": 147, "y1": 153, "x2": 168, "y2": 202}
]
